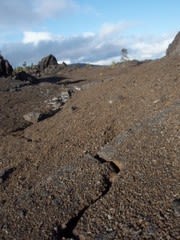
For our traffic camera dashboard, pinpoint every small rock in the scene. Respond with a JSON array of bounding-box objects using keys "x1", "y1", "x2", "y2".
[
  {"x1": 71, "y1": 106, "x2": 78, "y2": 111},
  {"x1": 52, "y1": 198, "x2": 61, "y2": 206},
  {"x1": 107, "y1": 214, "x2": 113, "y2": 220},
  {"x1": 23, "y1": 112, "x2": 41, "y2": 123},
  {"x1": 60, "y1": 91, "x2": 70, "y2": 104},
  {"x1": 172, "y1": 199, "x2": 180, "y2": 216},
  {"x1": 51, "y1": 97, "x2": 59, "y2": 102},
  {"x1": 153, "y1": 99, "x2": 160, "y2": 104},
  {"x1": 74, "y1": 86, "x2": 81, "y2": 91},
  {"x1": 1, "y1": 223, "x2": 9, "y2": 234},
  {"x1": 9, "y1": 87, "x2": 21, "y2": 92},
  {"x1": 50, "y1": 102, "x2": 62, "y2": 111},
  {"x1": 47, "y1": 98, "x2": 62, "y2": 111},
  {"x1": 17, "y1": 209, "x2": 27, "y2": 217},
  {"x1": 61, "y1": 223, "x2": 67, "y2": 229},
  {"x1": 47, "y1": 91, "x2": 70, "y2": 111}
]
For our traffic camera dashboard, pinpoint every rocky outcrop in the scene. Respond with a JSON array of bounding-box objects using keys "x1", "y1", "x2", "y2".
[
  {"x1": 23, "y1": 91, "x2": 71, "y2": 124},
  {"x1": 46, "y1": 91, "x2": 70, "y2": 111},
  {"x1": 38, "y1": 54, "x2": 58, "y2": 71},
  {"x1": 166, "y1": 32, "x2": 180, "y2": 56},
  {"x1": 0, "y1": 55, "x2": 13, "y2": 77},
  {"x1": 13, "y1": 71, "x2": 38, "y2": 84}
]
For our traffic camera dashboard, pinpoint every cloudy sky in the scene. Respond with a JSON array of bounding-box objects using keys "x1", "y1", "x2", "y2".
[{"x1": 0, "y1": 0, "x2": 179, "y2": 66}]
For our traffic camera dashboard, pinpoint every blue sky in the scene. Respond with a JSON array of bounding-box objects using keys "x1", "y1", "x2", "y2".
[{"x1": 0, "y1": 0, "x2": 179, "y2": 66}]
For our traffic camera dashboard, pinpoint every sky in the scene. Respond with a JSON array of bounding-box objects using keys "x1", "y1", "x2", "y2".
[{"x1": 0, "y1": 0, "x2": 179, "y2": 66}]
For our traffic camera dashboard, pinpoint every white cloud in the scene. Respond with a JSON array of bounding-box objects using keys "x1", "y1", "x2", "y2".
[
  {"x1": 90, "y1": 56, "x2": 121, "y2": 65},
  {"x1": 0, "y1": 0, "x2": 80, "y2": 29},
  {"x1": 1, "y1": 23, "x2": 175, "y2": 67},
  {"x1": 58, "y1": 59, "x2": 72, "y2": 64},
  {"x1": 130, "y1": 35, "x2": 174, "y2": 59},
  {"x1": 34, "y1": 0, "x2": 78, "y2": 18},
  {"x1": 82, "y1": 32, "x2": 96, "y2": 38},
  {"x1": 22, "y1": 32, "x2": 53, "y2": 45},
  {"x1": 99, "y1": 22, "x2": 130, "y2": 38}
]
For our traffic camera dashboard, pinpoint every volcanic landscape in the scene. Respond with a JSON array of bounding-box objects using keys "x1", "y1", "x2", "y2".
[{"x1": 0, "y1": 33, "x2": 179, "y2": 239}]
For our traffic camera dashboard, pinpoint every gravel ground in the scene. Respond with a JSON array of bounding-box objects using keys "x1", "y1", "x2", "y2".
[{"x1": 0, "y1": 55, "x2": 179, "y2": 239}]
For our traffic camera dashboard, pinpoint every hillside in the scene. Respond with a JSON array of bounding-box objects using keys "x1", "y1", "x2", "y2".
[{"x1": 0, "y1": 36, "x2": 180, "y2": 239}]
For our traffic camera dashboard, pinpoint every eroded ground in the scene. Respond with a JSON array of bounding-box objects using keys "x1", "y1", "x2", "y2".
[{"x1": 0, "y1": 56, "x2": 180, "y2": 239}]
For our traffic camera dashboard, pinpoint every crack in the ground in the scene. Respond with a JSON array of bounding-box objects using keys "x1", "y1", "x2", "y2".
[
  {"x1": 52, "y1": 155, "x2": 120, "y2": 240},
  {"x1": 52, "y1": 207, "x2": 87, "y2": 240},
  {"x1": 94, "y1": 154, "x2": 120, "y2": 174},
  {"x1": 11, "y1": 124, "x2": 32, "y2": 133}
]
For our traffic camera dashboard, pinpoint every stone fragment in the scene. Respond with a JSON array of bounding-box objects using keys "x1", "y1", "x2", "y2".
[{"x1": 23, "y1": 112, "x2": 41, "y2": 123}]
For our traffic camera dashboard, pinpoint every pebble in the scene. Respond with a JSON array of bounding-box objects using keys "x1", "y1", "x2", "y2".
[{"x1": 172, "y1": 199, "x2": 180, "y2": 216}]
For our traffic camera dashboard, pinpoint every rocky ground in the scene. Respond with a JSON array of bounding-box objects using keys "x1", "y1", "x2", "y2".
[{"x1": 0, "y1": 39, "x2": 180, "y2": 239}]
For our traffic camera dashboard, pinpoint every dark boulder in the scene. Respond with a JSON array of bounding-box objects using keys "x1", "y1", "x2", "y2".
[
  {"x1": 38, "y1": 54, "x2": 58, "y2": 71},
  {"x1": 0, "y1": 55, "x2": 13, "y2": 77},
  {"x1": 166, "y1": 32, "x2": 180, "y2": 56},
  {"x1": 13, "y1": 71, "x2": 38, "y2": 84}
]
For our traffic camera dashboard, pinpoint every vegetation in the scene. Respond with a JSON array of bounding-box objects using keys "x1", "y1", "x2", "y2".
[
  {"x1": 121, "y1": 48, "x2": 129, "y2": 61},
  {"x1": 14, "y1": 62, "x2": 34, "y2": 73}
]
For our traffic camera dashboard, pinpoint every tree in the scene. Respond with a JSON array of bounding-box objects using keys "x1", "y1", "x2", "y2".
[
  {"x1": 121, "y1": 48, "x2": 128, "y2": 61},
  {"x1": 22, "y1": 61, "x2": 27, "y2": 68}
]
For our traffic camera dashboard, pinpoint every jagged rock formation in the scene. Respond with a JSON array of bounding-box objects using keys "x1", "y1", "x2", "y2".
[
  {"x1": 37, "y1": 54, "x2": 58, "y2": 71},
  {"x1": 0, "y1": 55, "x2": 13, "y2": 77},
  {"x1": 166, "y1": 31, "x2": 180, "y2": 56}
]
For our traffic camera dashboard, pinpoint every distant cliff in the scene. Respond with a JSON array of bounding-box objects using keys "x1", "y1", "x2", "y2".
[{"x1": 166, "y1": 32, "x2": 180, "y2": 56}]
